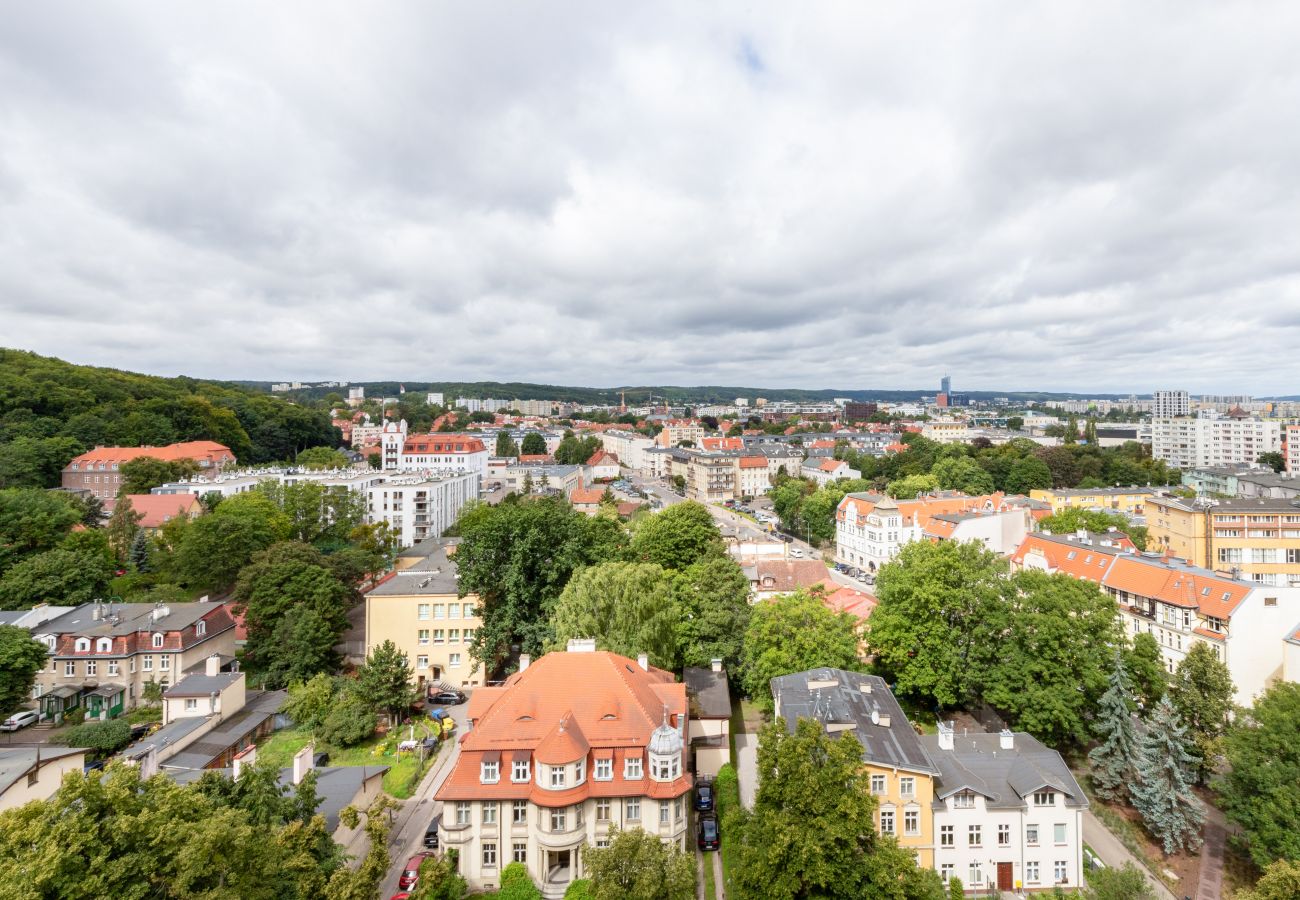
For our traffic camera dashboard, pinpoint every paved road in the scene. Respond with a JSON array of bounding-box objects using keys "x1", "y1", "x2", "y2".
[
  {"x1": 734, "y1": 733, "x2": 758, "y2": 810},
  {"x1": 1081, "y1": 809, "x2": 1178, "y2": 900},
  {"x1": 376, "y1": 701, "x2": 467, "y2": 898},
  {"x1": 1197, "y1": 803, "x2": 1226, "y2": 900}
]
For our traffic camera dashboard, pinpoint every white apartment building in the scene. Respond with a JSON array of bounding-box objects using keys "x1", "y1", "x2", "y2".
[
  {"x1": 835, "y1": 493, "x2": 1032, "y2": 572},
  {"x1": 924, "y1": 726, "x2": 1087, "y2": 894},
  {"x1": 1287, "y1": 424, "x2": 1300, "y2": 475},
  {"x1": 600, "y1": 430, "x2": 655, "y2": 473},
  {"x1": 1151, "y1": 412, "x2": 1285, "y2": 470},
  {"x1": 366, "y1": 472, "x2": 480, "y2": 547},
  {"x1": 427, "y1": 392, "x2": 445, "y2": 407},
  {"x1": 436, "y1": 645, "x2": 691, "y2": 898},
  {"x1": 1153, "y1": 390, "x2": 1191, "y2": 418},
  {"x1": 380, "y1": 419, "x2": 490, "y2": 478}
]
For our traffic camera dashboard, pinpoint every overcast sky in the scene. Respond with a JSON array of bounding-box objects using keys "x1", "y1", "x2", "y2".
[{"x1": 3, "y1": 3, "x2": 1300, "y2": 394}]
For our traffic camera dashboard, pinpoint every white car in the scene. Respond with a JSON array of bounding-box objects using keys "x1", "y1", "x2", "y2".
[
  {"x1": 1, "y1": 710, "x2": 39, "y2": 731},
  {"x1": 790, "y1": 548, "x2": 804, "y2": 558}
]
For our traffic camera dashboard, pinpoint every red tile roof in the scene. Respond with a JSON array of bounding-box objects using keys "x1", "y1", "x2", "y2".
[
  {"x1": 569, "y1": 486, "x2": 605, "y2": 506},
  {"x1": 813, "y1": 579, "x2": 877, "y2": 623},
  {"x1": 586, "y1": 450, "x2": 618, "y2": 466},
  {"x1": 1008, "y1": 532, "x2": 1131, "y2": 581},
  {"x1": 518, "y1": 454, "x2": 551, "y2": 463},
  {"x1": 738, "y1": 456, "x2": 768, "y2": 469},
  {"x1": 701, "y1": 437, "x2": 743, "y2": 451},
  {"x1": 67, "y1": 441, "x2": 234, "y2": 470},
  {"x1": 121, "y1": 494, "x2": 200, "y2": 529},
  {"x1": 752, "y1": 559, "x2": 829, "y2": 594},
  {"x1": 401, "y1": 434, "x2": 487, "y2": 454}
]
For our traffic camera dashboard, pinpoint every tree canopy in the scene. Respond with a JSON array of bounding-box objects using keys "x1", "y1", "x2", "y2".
[
  {"x1": 628, "y1": 501, "x2": 723, "y2": 570},
  {"x1": 582, "y1": 828, "x2": 695, "y2": 900},
  {"x1": 741, "y1": 588, "x2": 860, "y2": 708},
  {"x1": 0, "y1": 624, "x2": 49, "y2": 717},
  {"x1": 550, "y1": 561, "x2": 681, "y2": 669},
  {"x1": 672, "y1": 555, "x2": 752, "y2": 671},
  {"x1": 1218, "y1": 682, "x2": 1300, "y2": 867}
]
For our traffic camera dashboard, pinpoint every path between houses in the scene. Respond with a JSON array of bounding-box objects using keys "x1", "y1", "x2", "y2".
[
  {"x1": 1081, "y1": 809, "x2": 1179, "y2": 900},
  {"x1": 1196, "y1": 803, "x2": 1226, "y2": 900}
]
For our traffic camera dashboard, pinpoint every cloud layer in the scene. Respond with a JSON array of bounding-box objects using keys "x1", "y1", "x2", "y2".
[{"x1": 3, "y1": 2, "x2": 1300, "y2": 393}]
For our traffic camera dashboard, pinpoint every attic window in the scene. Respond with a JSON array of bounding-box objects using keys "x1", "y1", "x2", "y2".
[
  {"x1": 601, "y1": 713, "x2": 616, "y2": 720},
  {"x1": 517, "y1": 715, "x2": 534, "y2": 721},
  {"x1": 1202, "y1": 587, "x2": 1210, "y2": 595},
  {"x1": 1223, "y1": 592, "x2": 1232, "y2": 601},
  {"x1": 1066, "y1": 551, "x2": 1076, "y2": 560}
]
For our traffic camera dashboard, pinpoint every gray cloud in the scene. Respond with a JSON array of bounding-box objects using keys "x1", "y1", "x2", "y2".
[{"x1": 2, "y1": 1, "x2": 1300, "y2": 393}]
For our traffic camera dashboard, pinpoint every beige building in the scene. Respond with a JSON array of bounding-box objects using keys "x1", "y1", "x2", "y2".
[
  {"x1": 0, "y1": 747, "x2": 86, "y2": 812},
  {"x1": 1147, "y1": 496, "x2": 1300, "y2": 588},
  {"x1": 365, "y1": 538, "x2": 484, "y2": 691},
  {"x1": 684, "y1": 662, "x2": 731, "y2": 778},
  {"x1": 162, "y1": 659, "x2": 246, "y2": 725}
]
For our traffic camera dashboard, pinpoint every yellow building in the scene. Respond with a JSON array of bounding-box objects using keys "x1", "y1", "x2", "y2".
[
  {"x1": 1030, "y1": 487, "x2": 1156, "y2": 517},
  {"x1": 1145, "y1": 495, "x2": 1210, "y2": 566},
  {"x1": 772, "y1": 668, "x2": 937, "y2": 867},
  {"x1": 365, "y1": 538, "x2": 485, "y2": 691}
]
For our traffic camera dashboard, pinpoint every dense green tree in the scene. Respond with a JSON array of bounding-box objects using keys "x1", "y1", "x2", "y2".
[
  {"x1": 106, "y1": 495, "x2": 143, "y2": 564},
  {"x1": 550, "y1": 562, "x2": 680, "y2": 669},
  {"x1": 520, "y1": 432, "x2": 547, "y2": 455},
  {"x1": 295, "y1": 446, "x2": 348, "y2": 470},
  {"x1": 583, "y1": 828, "x2": 695, "y2": 900},
  {"x1": 1256, "y1": 451, "x2": 1285, "y2": 474},
  {"x1": 265, "y1": 607, "x2": 342, "y2": 687},
  {"x1": 741, "y1": 589, "x2": 860, "y2": 708},
  {"x1": 257, "y1": 481, "x2": 367, "y2": 547},
  {"x1": 497, "y1": 861, "x2": 544, "y2": 900},
  {"x1": 119, "y1": 457, "x2": 201, "y2": 496},
  {"x1": 867, "y1": 540, "x2": 1006, "y2": 708},
  {"x1": 172, "y1": 492, "x2": 289, "y2": 589},
  {"x1": 1130, "y1": 696, "x2": 1205, "y2": 854},
  {"x1": 0, "y1": 547, "x2": 113, "y2": 610},
  {"x1": 1167, "y1": 642, "x2": 1234, "y2": 783},
  {"x1": 930, "y1": 456, "x2": 995, "y2": 494},
  {"x1": 0, "y1": 487, "x2": 82, "y2": 573},
  {"x1": 319, "y1": 685, "x2": 378, "y2": 747},
  {"x1": 495, "y1": 432, "x2": 520, "y2": 457},
  {"x1": 0, "y1": 624, "x2": 49, "y2": 717},
  {"x1": 628, "y1": 501, "x2": 723, "y2": 570},
  {"x1": 1081, "y1": 863, "x2": 1154, "y2": 899},
  {"x1": 983, "y1": 571, "x2": 1121, "y2": 745},
  {"x1": 1234, "y1": 859, "x2": 1300, "y2": 900},
  {"x1": 554, "y1": 434, "x2": 602, "y2": 466},
  {"x1": 886, "y1": 473, "x2": 939, "y2": 499},
  {"x1": 0, "y1": 435, "x2": 84, "y2": 489},
  {"x1": 283, "y1": 673, "x2": 338, "y2": 732},
  {"x1": 128, "y1": 529, "x2": 152, "y2": 573},
  {"x1": 409, "y1": 854, "x2": 469, "y2": 900},
  {"x1": 1005, "y1": 456, "x2": 1053, "y2": 493},
  {"x1": 455, "y1": 497, "x2": 626, "y2": 670},
  {"x1": 672, "y1": 555, "x2": 752, "y2": 671},
  {"x1": 1217, "y1": 682, "x2": 1300, "y2": 867},
  {"x1": 354, "y1": 640, "x2": 418, "y2": 724},
  {"x1": 1121, "y1": 632, "x2": 1167, "y2": 711},
  {"x1": 1005, "y1": 416, "x2": 1024, "y2": 432},
  {"x1": 1039, "y1": 507, "x2": 1148, "y2": 551},
  {"x1": 0, "y1": 762, "x2": 340, "y2": 899},
  {"x1": 55, "y1": 720, "x2": 133, "y2": 756},
  {"x1": 1089, "y1": 657, "x2": 1140, "y2": 802},
  {"x1": 733, "y1": 718, "x2": 942, "y2": 900}
]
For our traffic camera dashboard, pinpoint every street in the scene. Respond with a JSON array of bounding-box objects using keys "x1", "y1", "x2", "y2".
[{"x1": 375, "y1": 700, "x2": 468, "y2": 898}]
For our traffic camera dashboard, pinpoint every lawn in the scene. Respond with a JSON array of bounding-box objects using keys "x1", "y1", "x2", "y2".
[
  {"x1": 124, "y1": 705, "x2": 162, "y2": 725},
  {"x1": 701, "y1": 844, "x2": 716, "y2": 899},
  {"x1": 256, "y1": 718, "x2": 444, "y2": 799}
]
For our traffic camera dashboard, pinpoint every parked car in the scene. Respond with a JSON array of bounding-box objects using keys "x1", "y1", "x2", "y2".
[
  {"x1": 398, "y1": 853, "x2": 432, "y2": 889},
  {"x1": 429, "y1": 690, "x2": 466, "y2": 705},
  {"x1": 0, "y1": 710, "x2": 38, "y2": 732},
  {"x1": 694, "y1": 783, "x2": 714, "y2": 812},
  {"x1": 128, "y1": 722, "x2": 155, "y2": 741},
  {"x1": 790, "y1": 548, "x2": 804, "y2": 558},
  {"x1": 697, "y1": 814, "x2": 721, "y2": 851},
  {"x1": 424, "y1": 814, "x2": 441, "y2": 849}
]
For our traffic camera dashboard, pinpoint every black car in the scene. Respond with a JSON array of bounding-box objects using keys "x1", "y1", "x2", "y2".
[
  {"x1": 697, "y1": 814, "x2": 720, "y2": 851},
  {"x1": 694, "y1": 783, "x2": 714, "y2": 812},
  {"x1": 429, "y1": 690, "x2": 467, "y2": 705},
  {"x1": 424, "y1": 814, "x2": 441, "y2": 849}
]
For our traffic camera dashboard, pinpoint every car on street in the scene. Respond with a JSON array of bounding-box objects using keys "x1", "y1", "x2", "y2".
[
  {"x1": 697, "y1": 814, "x2": 721, "y2": 851},
  {"x1": 398, "y1": 853, "x2": 432, "y2": 889},
  {"x1": 790, "y1": 548, "x2": 803, "y2": 558},
  {"x1": 0, "y1": 710, "x2": 38, "y2": 731},
  {"x1": 424, "y1": 814, "x2": 441, "y2": 849},
  {"x1": 429, "y1": 690, "x2": 466, "y2": 705},
  {"x1": 694, "y1": 783, "x2": 714, "y2": 812}
]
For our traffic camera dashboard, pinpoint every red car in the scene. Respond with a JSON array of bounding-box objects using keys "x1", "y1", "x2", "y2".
[
  {"x1": 390, "y1": 894, "x2": 410, "y2": 900},
  {"x1": 397, "y1": 852, "x2": 431, "y2": 889}
]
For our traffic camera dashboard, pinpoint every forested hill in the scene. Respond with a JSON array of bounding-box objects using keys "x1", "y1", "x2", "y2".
[{"x1": 0, "y1": 348, "x2": 338, "y2": 489}]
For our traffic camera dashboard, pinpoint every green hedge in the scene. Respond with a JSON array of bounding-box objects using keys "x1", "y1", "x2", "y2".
[{"x1": 714, "y1": 764, "x2": 744, "y2": 895}]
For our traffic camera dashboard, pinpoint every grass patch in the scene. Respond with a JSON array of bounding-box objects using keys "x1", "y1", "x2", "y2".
[
  {"x1": 701, "y1": 845, "x2": 716, "y2": 899},
  {"x1": 124, "y1": 705, "x2": 162, "y2": 725},
  {"x1": 256, "y1": 719, "x2": 444, "y2": 799},
  {"x1": 714, "y1": 764, "x2": 743, "y2": 897}
]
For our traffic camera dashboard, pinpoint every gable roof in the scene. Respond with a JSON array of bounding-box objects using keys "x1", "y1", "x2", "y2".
[
  {"x1": 122, "y1": 493, "x2": 200, "y2": 528},
  {"x1": 569, "y1": 486, "x2": 605, "y2": 506},
  {"x1": 921, "y1": 732, "x2": 1087, "y2": 810},
  {"x1": 751, "y1": 559, "x2": 829, "y2": 593},
  {"x1": 67, "y1": 441, "x2": 233, "y2": 469}
]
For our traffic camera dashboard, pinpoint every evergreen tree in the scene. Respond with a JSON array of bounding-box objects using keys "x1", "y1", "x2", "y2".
[
  {"x1": 1088, "y1": 656, "x2": 1139, "y2": 801},
  {"x1": 128, "y1": 529, "x2": 152, "y2": 573},
  {"x1": 1129, "y1": 696, "x2": 1205, "y2": 854}
]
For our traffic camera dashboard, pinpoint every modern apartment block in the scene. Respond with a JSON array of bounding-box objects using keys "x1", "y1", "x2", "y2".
[
  {"x1": 379, "y1": 419, "x2": 490, "y2": 478},
  {"x1": 1151, "y1": 411, "x2": 1285, "y2": 470},
  {"x1": 1287, "y1": 424, "x2": 1300, "y2": 475},
  {"x1": 364, "y1": 538, "x2": 483, "y2": 691},
  {"x1": 1152, "y1": 389, "x2": 1191, "y2": 418},
  {"x1": 1146, "y1": 496, "x2": 1300, "y2": 587},
  {"x1": 364, "y1": 472, "x2": 480, "y2": 546},
  {"x1": 435, "y1": 644, "x2": 691, "y2": 898}
]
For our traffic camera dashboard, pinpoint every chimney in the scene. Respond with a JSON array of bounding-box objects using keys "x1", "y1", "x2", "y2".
[
  {"x1": 564, "y1": 638, "x2": 597, "y2": 653},
  {"x1": 938, "y1": 720, "x2": 954, "y2": 751},
  {"x1": 292, "y1": 744, "x2": 314, "y2": 785},
  {"x1": 205, "y1": 654, "x2": 221, "y2": 677},
  {"x1": 519, "y1": 653, "x2": 531, "y2": 671},
  {"x1": 710, "y1": 658, "x2": 723, "y2": 673},
  {"x1": 637, "y1": 652, "x2": 649, "y2": 671},
  {"x1": 999, "y1": 729, "x2": 1014, "y2": 750},
  {"x1": 233, "y1": 744, "x2": 257, "y2": 780}
]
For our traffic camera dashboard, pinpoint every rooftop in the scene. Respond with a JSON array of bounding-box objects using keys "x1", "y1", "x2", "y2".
[
  {"x1": 160, "y1": 690, "x2": 287, "y2": 770},
  {"x1": 169, "y1": 764, "x2": 388, "y2": 832},
  {"x1": 41, "y1": 601, "x2": 230, "y2": 638},
  {"x1": 0, "y1": 747, "x2": 86, "y2": 796},
  {"x1": 164, "y1": 672, "x2": 243, "y2": 698},
  {"x1": 684, "y1": 666, "x2": 731, "y2": 719},
  {"x1": 371, "y1": 539, "x2": 462, "y2": 596},
  {"x1": 921, "y1": 731, "x2": 1087, "y2": 810}
]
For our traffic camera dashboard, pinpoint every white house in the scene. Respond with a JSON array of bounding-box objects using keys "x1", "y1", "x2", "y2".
[
  {"x1": 924, "y1": 725, "x2": 1088, "y2": 895},
  {"x1": 801, "y1": 458, "x2": 860, "y2": 487},
  {"x1": 380, "y1": 419, "x2": 490, "y2": 479}
]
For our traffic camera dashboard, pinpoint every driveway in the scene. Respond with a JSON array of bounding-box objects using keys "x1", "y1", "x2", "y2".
[{"x1": 734, "y1": 733, "x2": 758, "y2": 810}]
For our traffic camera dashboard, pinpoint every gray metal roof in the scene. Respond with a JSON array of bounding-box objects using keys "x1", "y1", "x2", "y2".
[
  {"x1": 684, "y1": 667, "x2": 731, "y2": 719},
  {"x1": 0, "y1": 747, "x2": 86, "y2": 796},
  {"x1": 919, "y1": 732, "x2": 1088, "y2": 810},
  {"x1": 123, "y1": 715, "x2": 211, "y2": 759},
  {"x1": 168, "y1": 764, "x2": 389, "y2": 832},
  {"x1": 40, "y1": 601, "x2": 223, "y2": 637},
  {"x1": 164, "y1": 672, "x2": 243, "y2": 698},
  {"x1": 370, "y1": 539, "x2": 462, "y2": 597},
  {"x1": 771, "y1": 668, "x2": 937, "y2": 775},
  {"x1": 161, "y1": 690, "x2": 287, "y2": 770}
]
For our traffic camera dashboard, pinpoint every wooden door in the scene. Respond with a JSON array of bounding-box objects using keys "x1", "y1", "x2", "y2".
[{"x1": 997, "y1": 861, "x2": 1013, "y2": 891}]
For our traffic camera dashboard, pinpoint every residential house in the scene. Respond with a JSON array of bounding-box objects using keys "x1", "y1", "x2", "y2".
[
  {"x1": 435, "y1": 642, "x2": 692, "y2": 897},
  {"x1": 684, "y1": 661, "x2": 731, "y2": 778},
  {"x1": 655, "y1": 420, "x2": 706, "y2": 449},
  {"x1": 772, "y1": 669, "x2": 938, "y2": 867},
  {"x1": 568, "y1": 485, "x2": 607, "y2": 515},
  {"x1": 924, "y1": 724, "x2": 1088, "y2": 894},
  {"x1": 61, "y1": 441, "x2": 235, "y2": 509},
  {"x1": 32, "y1": 601, "x2": 239, "y2": 721},
  {"x1": 365, "y1": 538, "x2": 483, "y2": 691},
  {"x1": 585, "y1": 451, "x2": 620, "y2": 481},
  {"x1": 0, "y1": 747, "x2": 87, "y2": 812},
  {"x1": 120, "y1": 493, "x2": 202, "y2": 530},
  {"x1": 380, "y1": 420, "x2": 490, "y2": 478},
  {"x1": 1146, "y1": 496, "x2": 1300, "y2": 587},
  {"x1": 736, "y1": 456, "x2": 772, "y2": 499},
  {"x1": 1028, "y1": 487, "x2": 1157, "y2": 517},
  {"x1": 801, "y1": 458, "x2": 860, "y2": 487},
  {"x1": 125, "y1": 684, "x2": 287, "y2": 771},
  {"x1": 744, "y1": 558, "x2": 830, "y2": 602},
  {"x1": 813, "y1": 578, "x2": 877, "y2": 655}
]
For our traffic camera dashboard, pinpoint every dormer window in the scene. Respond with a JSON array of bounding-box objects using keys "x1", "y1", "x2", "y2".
[
  {"x1": 595, "y1": 758, "x2": 612, "y2": 780},
  {"x1": 96, "y1": 638, "x2": 113, "y2": 653},
  {"x1": 953, "y1": 790, "x2": 976, "y2": 809},
  {"x1": 196, "y1": 621, "x2": 206, "y2": 636},
  {"x1": 512, "y1": 759, "x2": 530, "y2": 782},
  {"x1": 481, "y1": 760, "x2": 500, "y2": 783},
  {"x1": 152, "y1": 633, "x2": 164, "y2": 648},
  {"x1": 624, "y1": 756, "x2": 643, "y2": 780},
  {"x1": 1033, "y1": 790, "x2": 1055, "y2": 806},
  {"x1": 74, "y1": 638, "x2": 90, "y2": 653}
]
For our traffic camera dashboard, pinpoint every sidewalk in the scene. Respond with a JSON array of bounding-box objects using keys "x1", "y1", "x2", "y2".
[
  {"x1": 1082, "y1": 809, "x2": 1178, "y2": 900},
  {"x1": 1196, "y1": 803, "x2": 1226, "y2": 900}
]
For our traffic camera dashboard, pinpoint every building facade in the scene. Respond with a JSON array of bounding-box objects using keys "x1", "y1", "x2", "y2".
[
  {"x1": 436, "y1": 645, "x2": 691, "y2": 898},
  {"x1": 1151, "y1": 413, "x2": 1285, "y2": 470},
  {"x1": 380, "y1": 420, "x2": 490, "y2": 478},
  {"x1": 1153, "y1": 390, "x2": 1191, "y2": 418},
  {"x1": 62, "y1": 441, "x2": 235, "y2": 509},
  {"x1": 365, "y1": 472, "x2": 480, "y2": 547},
  {"x1": 1146, "y1": 496, "x2": 1300, "y2": 587}
]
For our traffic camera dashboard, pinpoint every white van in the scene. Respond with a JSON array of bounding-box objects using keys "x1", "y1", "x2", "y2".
[{"x1": 1, "y1": 710, "x2": 39, "y2": 731}]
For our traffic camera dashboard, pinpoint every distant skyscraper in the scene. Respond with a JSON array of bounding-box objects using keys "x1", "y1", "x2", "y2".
[
  {"x1": 1153, "y1": 390, "x2": 1190, "y2": 418},
  {"x1": 940, "y1": 375, "x2": 951, "y2": 395}
]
